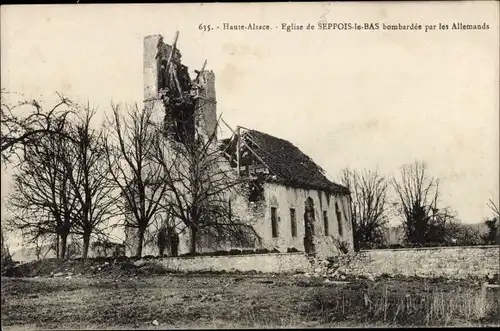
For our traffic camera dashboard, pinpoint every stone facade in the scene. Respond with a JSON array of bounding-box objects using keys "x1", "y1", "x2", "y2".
[
  {"x1": 125, "y1": 178, "x2": 354, "y2": 258},
  {"x1": 243, "y1": 182, "x2": 354, "y2": 258}
]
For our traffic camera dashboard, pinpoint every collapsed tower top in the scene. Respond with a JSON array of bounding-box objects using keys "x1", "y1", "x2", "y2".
[{"x1": 143, "y1": 32, "x2": 218, "y2": 141}]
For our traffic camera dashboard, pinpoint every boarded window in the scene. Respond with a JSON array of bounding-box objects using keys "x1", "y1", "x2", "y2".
[
  {"x1": 290, "y1": 208, "x2": 297, "y2": 237},
  {"x1": 323, "y1": 210, "x2": 329, "y2": 236},
  {"x1": 271, "y1": 207, "x2": 278, "y2": 238},
  {"x1": 335, "y1": 202, "x2": 343, "y2": 237}
]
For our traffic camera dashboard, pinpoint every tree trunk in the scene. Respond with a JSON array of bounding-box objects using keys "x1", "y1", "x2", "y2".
[
  {"x1": 82, "y1": 233, "x2": 91, "y2": 260},
  {"x1": 59, "y1": 233, "x2": 68, "y2": 260},
  {"x1": 55, "y1": 235, "x2": 60, "y2": 259},
  {"x1": 190, "y1": 226, "x2": 197, "y2": 255},
  {"x1": 353, "y1": 230, "x2": 360, "y2": 252},
  {"x1": 1, "y1": 230, "x2": 12, "y2": 265},
  {"x1": 136, "y1": 227, "x2": 145, "y2": 258}
]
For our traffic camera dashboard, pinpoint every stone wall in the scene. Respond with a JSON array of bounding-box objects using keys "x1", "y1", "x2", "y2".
[
  {"x1": 143, "y1": 34, "x2": 160, "y2": 102},
  {"x1": 196, "y1": 70, "x2": 218, "y2": 139},
  {"x1": 152, "y1": 252, "x2": 313, "y2": 274},
  {"x1": 332, "y1": 245, "x2": 499, "y2": 279},
  {"x1": 131, "y1": 246, "x2": 498, "y2": 279}
]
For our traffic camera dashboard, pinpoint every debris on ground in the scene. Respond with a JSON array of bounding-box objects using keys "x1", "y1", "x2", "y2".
[{"x1": 257, "y1": 280, "x2": 274, "y2": 284}]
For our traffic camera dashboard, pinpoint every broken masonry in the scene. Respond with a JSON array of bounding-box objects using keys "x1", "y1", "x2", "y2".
[{"x1": 156, "y1": 33, "x2": 206, "y2": 145}]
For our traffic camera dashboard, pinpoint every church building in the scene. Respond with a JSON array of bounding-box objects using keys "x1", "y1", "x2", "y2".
[{"x1": 124, "y1": 34, "x2": 354, "y2": 258}]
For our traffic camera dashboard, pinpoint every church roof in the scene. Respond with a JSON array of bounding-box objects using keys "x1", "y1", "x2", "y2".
[{"x1": 237, "y1": 129, "x2": 349, "y2": 195}]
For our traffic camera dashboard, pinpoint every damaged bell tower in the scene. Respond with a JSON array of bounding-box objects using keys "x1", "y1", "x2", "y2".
[{"x1": 143, "y1": 32, "x2": 217, "y2": 142}]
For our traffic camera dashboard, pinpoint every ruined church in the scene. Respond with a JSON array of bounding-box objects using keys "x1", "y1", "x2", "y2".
[{"x1": 124, "y1": 33, "x2": 354, "y2": 258}]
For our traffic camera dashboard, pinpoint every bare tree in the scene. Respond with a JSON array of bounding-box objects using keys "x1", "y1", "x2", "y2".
[
  {"x1": 391, "y1": 161, "x2": 452, "y2": 246},
  {"x1": 63, "y1": 105, "x2": 118, "y2": 259},
  {"x1": 483, "y1": 198, "x2": 499, "y2": 245},
  {"x1": 1, "y1": 229, "x2": 12, "y2": 269},
  {"x1": 340, "y1": 168, "x2": 389, "y2": 250},
  {"x1": 6, "y1": 130, "x2": 78, "y2": 259},
  {"x1": 152, "y1": 118, "x2": 259, "y2": 255},
  {"x1": 1, "y1": 90, "x2": 74, "y2": 163},
  {"x1": 150, "y1": 33, "x2": 259, "y2": 255},
  {"x1": 487, "y1": 198, "x2": 499, "y2": 217},
  {"x1": 104, "y1": 104, "x2": 169, "y2": 257}
]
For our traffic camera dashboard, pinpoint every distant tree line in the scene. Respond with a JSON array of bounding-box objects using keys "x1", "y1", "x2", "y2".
[{"x1": 340, "y1": 162, "x2": 499, "y2": 250}]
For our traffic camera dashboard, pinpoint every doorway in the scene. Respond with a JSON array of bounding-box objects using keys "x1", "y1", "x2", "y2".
[{"x1": 303, "y1": 197, "x2": 316, "y2": 254}]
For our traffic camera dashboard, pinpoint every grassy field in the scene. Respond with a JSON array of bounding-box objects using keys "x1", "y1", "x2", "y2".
[{"x1": 2, "y1": 270, "x2": 499, "y2": 329}]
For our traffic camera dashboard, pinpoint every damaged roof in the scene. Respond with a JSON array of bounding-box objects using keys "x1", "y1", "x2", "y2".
[{"x1": 238, "y1": 129, "x2": 350, "y2": 195}]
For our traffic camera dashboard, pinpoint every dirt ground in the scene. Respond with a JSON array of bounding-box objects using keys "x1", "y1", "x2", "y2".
[{"x1": 2, "y1": 270, "x2": 499, "y2": 330}]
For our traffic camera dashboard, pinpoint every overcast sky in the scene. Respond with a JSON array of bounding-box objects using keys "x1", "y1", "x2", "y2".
[{"x1": 1, "y1": 2, "x2": 499, "y2": 228}]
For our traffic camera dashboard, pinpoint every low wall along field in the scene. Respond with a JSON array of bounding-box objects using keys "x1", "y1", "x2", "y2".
[
  {"x1": 335, "y1": 245, "x2": 500, "y2": 279},
  {"x1": 143, "y1": 245, "x2": 499, "y2": 279},
  {"x1": 154, "y1": 252, "x2": 312, "y2": 274}
]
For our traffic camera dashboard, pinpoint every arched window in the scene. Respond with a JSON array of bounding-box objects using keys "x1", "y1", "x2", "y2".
[
  {"x1": 323, "y1": 210, "x2": 329, "y2": 236},
  {"x1": 271, "y1": 207, "x2": 278, "y2": 238},
  {"x1": 335, "y1": 202, "x2": 343, "y2": 237},
  {"x1": 290, "y1": 208, "x2": 297, "y2": 237}
]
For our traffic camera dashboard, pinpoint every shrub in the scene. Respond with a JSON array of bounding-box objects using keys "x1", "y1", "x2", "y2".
[
  {"x1": 114, "y1": 256, "x2": 128, "y2": 263},
  {"x1": 332, "y1": 236, "x2": 350, "y2": 254}
]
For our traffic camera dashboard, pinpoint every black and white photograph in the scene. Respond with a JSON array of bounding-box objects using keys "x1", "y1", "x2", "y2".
[{"x1": 1, "y1": 2, "x2": 499, "y2": 329}]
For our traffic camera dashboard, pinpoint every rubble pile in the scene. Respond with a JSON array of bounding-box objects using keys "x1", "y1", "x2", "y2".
[{"x1": 2, "y1": 257, "x2": 174, "y2": 278}]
